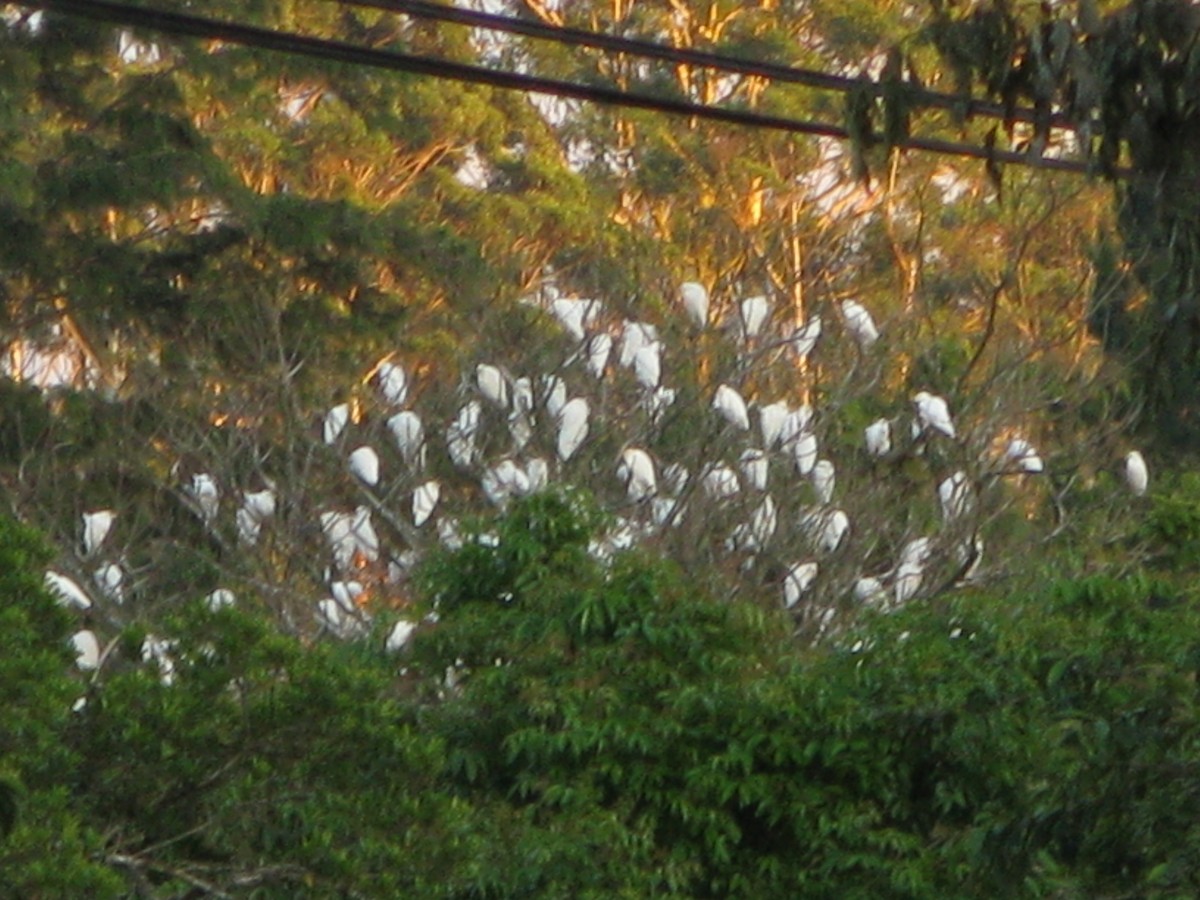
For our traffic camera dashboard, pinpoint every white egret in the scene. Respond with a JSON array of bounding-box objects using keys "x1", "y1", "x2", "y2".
[
  {"x1": 81, "y1": 510, "x2": 116, "y2": 557},
  {"x1": 645, "y1": 386, "x2": 677, "y2": 423},
  {"x1": 1005, "y1": 437, "x2": 1044, "y2": 473},
  {"x1": 730, "y1": 495, "x2": 777, "y2": 552},
  {"x1": 938, "y1": 471, "x2": 972, "y2": 521},
  {"x1": 141, "y1": 634, "x2": 176, "y2": 685},
  {"x1": 481, "y1": 459, "x2": 530, "y2": 507},
  {"x1": 243, "y1": 488, "x2": 276, "y2": 522},
  {"x1": 702, "y1": 464, "x2": 740, "y2": 499},
  {"x1": 387, "y1": 411, "x2": 426, "y2": 469},
  {"x1": 865, "y1": 419, "x2": 892, "y2": 457},
  {"x1": 510, "y1": 377, "x2": 535, "y2": 417},
  {"x1": 779, "y1": 405, "x2": 814, "y2": 448},
  {"x1": 913, "y1": 391, "x2": 956, "y2": 438},
  {"x1": 841, "y1": 299, "x2": 880, "y2": 348},
  {"x1": 413, "y1": 480, "x2": 441, "y2": 527},
  {"x1": 900, "y1": 537, "x2": 933, "y2": 568},
  {"x1": 759, "y1": 401, "x2": 789, "y2": 450},
  {"x1": 71, "y1": 629, "x2": 100, "y2": 671},
  {"x1": 791, "y1": 432, "x2": 819, "y2": 476},
  {"x1": 375, "y1": 360, "x2": 408, "y2": 407},
  {"x1": 320, "y1": 511, "x2": 356, "y2": 568},
  {"x1": 586, "y1": 333, "x2": 612, "y2": 378},
  {"x1": 323, "y1": 403, "x2": 350, "y2": 445},
  {"x1": 93, "y1": 562, "x2": 124, "y2": 603},
  {"x1": 617, "y1": 448, "x2": 657, "y2": 502},
  {"x1": 317, "y1": 598, "x2": 366, "y2": 640},
  {"x1": 348, "y1": 446, "x2": 380, "y2": 487},
  {"x1": 541, "y1": 375, "x2": 567, "y2": 418},
  {"x1": 632, "y1": 342, "x2": 662, "y2": 389},
  {"x1": 330, "y1": 579, "x2": 364, "y2": 610},
  {"x1": 205, "y1": 588, "x2": 236, "y2": 611},
  {"x1": 188, "y1": 474, "x2": 219, "y2": 524},
  {"x1": 651, "y1": 496, "x2": 679, "y2": 527},
  {"x1": 350, "y1": 506, "x2": 380, "y2": 563},
  {"x1": 45, "y1": 571, "x2": 91, "y2": 609},
  {"x1": 789, "y1": 315, "x2": 822, "y2": 358},
  {"x1": 447, "y1": 401, "x2": 483, "y2": 469},
  {"x1": 739, "y1": 295, "x2": 771, "y2": 339},
  {"x1": 525, "y1": 457, "x2": 550, "y2": 492},
  {"x1": 1124, "y1": 450, "x2": 1149, "y2": 496},
  {"x1": 894, "y1": 562, "x2": 924, "y2": 605},
  {"x1": 739, "y1": 449, "x2": 769, "y2": 491},
  {"x1": 663, "y1": 463, "x2": 690, "y2": 497},
  {"x1": 783, "y1": 561, "x2": 819, "y2": 609},
  {"x1": 237, "y1": 507, "x2": 262, "y2": 546},
  {"x1": 476, "y1": 363, "x2": 508, "y2": 408},
  {"x1": 557, "y1": 397, "x2": 589, "y2": 462},
  {"x1": 619, "y1": 320, "x2": 658, "y2": 368},
  {"x1": 853, "y1": 577, "x2": 886, "y2": 605},
  {"x1": 385, "y1": 620, "x2": 417, "y2": 652},
  {"x1": 713, "y1": 384, "x2": 750, "y2": 430},
  {"x1": 810, "y1": 509, "x2": 849, "y2": 553},
  {"x1": 680, "y1": 282, "x2": 709, "y2": 328},
  {"x1": 438, "y1": 517, "x2": 464, "y2": 550},
  {"x1": 812, "y1": 459, "x2": 836, "y2": 504},
  {"x1": 550, "y1": 297, "x2": 600, "y2": 341}
]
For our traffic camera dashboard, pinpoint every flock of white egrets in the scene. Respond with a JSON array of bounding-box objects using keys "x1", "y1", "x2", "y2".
[{"x1": 43, "y1": 279, "x2": 1152, "y2": 681}]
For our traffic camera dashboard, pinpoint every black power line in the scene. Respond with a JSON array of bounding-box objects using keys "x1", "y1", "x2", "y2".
[{"x1": 33, "y1": 0, "x2": 1118, "y2": 178}]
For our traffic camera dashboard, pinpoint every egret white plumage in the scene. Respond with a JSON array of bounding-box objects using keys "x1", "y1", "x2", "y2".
[
  {"x1": 783, "y1": 561, "x2": 819, "y2": 609},
  {"x1": 330, "y1": 579, "x2": 364, "y2": 610},
  {"x1": 510, "y1": 377, "x2": 534, "y2": 417},
  {"x1": 702, "y1": 464, "x2": 740, "y2": 498},
  {"x1": 481, "y1": 459, "x2": 530, "y2": 507},
  {"x1": 900, "y1": 536, "x2": 933, "y2": 568},
  {"x1": 45, "y1": 571, "x2": 91, "y2": 609},
  {"x1": 476, "y1": 363, "x2": 508, "y2": 407},
  {"x1": 323, "y1": 403, "x2": 350, "y2": 445},
  {"x1": 188, "y1": 474, "x2": 219, "y2": 524},
  {"x1": 938, "y1": 471, "x2": 972, "y2": 521},
  {"x1": 525, "y1": 457, "x2": 550, "y2": 492},
  {"x1": 632, "y1": 342, "x2": 662, "y2": 389},
  {"x1": 680, "y1": 282, "x2": 709, "y2": 328},
  {"x1": 731, "y1": 495, "x2": 777, "y2": 551},
  {"x1": 243, "y1": 488, "x2": 276, "y2": 522},
  {"x1": 739, "y1": 449, "x2": 769, "y2": 491},
  {"x1": 739, "y1": 295, "x2": 771, "y2": 339},
  {"x1": 320, "y1": 511, "x2": 356, "y2": 568},
  {"x1": 349, "y1": 506, "x2": 379, "y2": 562},
  {"x1": 549, "y1": 297, "x2": 600, "y2": 341},
  {"x1": 645, "y1": 386, "x2": 677, "y2": 423},
  {"x1": 791, "y1": 432, "x2": 819, "y2": 476},
  {"x1": 713, "y1": 384, "x2": 750, "y2": 430},
  {"x1": 789, "y1": 315, "x2": 822, "y2": 358},
  {"x1": 913, "y1": 391, "x2": 956, "y2": 438},
  {"x1": 759, "y1": 401, "x2": 789, "y2": 450},
  {"x1": 413, "y1": 480, "x2": 441, "y2": 526},
  {"x1": 71, "y1": 629, "x2": 100, "y2": 671},
  {"x1": 1005, "y1": 437, "x2": 1044, "y2": 473},
  {"x1": 663, "y1": 463, "x2": 690, "y2": 497},
  {"x1": 864, "y1": 419, "x2": 891, "y2": 457},
  {"x1": 93, "y1": 562, "x2": 124, "y2": 602},
  {"x1": 619, "y1": 320, "x2": 658, "y2": 368},
  {"x1": 385, "y1": 620, "x2": 417, "y2": 652},
  {"x1": 141, "y1": 634, "x2": 176, "y2": 684},
  {"x1": 387, "y1": 411, "x2": 426, "y2": 469},
  {"x1": 1124, "y1": 450, "x2": 1149, "y2": 496},
  {"x1": 811, "y1": 459, "x2": 836, "y2": 504},
  {"x1": 81, "y1": 510, "x2": 116, "y2": 557},
  {"x1": 205, "y1": 588, "x2": 236, "y2": 610},
  {"x1": 853, "y1": 576, "x2": 886, "y2": 605},
  {"x1": 617, "y1": 447, "x2": 657, "y2": 502},
  {"x1": 348, "y1": 445, "x2": 380, "y2": 487},
  {"x1": 541, "y1": 374, "x2": 567, "y2": 418},
  {"x1": 894, "y1": 562, "x2": 924, "y2": 604},
  {"x1": 586, "y1": 333, "x2": 612, "y2": 378},
  {"x1": 447, "y1": 401, "x2": 483, "y2": 469},
  {"x1": 841, "y1": 299, "x2": 880, "y2": 348},
  {"x1": 818, "y1": 509, "x2": 850, "y2": 553},
  {"x1": 556, "y1": 397, "x2": 589, "y2": 462},
  {"x1": 375, "y1": 360, "x2": 408, "y2": 407},
  {"x1": 779, "y1": 405, "x2": 814, "y2": 448}
]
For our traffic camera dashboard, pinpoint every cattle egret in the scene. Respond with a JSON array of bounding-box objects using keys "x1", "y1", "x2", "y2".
[
  {"x1": 550, "y1": 297, "x2": 600, "y2": 341},
  {"x1": 1124, "y1": 450, "x2": 1149, "y2": 496},
  {"x1": 759, "y1": 401, "x2": 789, "y2": 449},
  {"x1": 557, "y1": 397, "x2": 589, "y2": 461},
  {"x1": 739, "y1": 449, "x2": 769, "y2": 491},
  {"x1": 243, "y1": 488, "x2": 276, "y2": 522},
  {"x1": 713, "y1": 384, "x2": 750, "y2": 430},
  {"x1": 476, "y1": 363, "x2": 508, "y2": 407},
  {"x1": 619, "y1": 321, "x2": 659, "y2": 368},
  {"x1": 482, "y1": 459, "x2": 530, "y2": 507},
  {"x1": 789, "y1": 315, "x2": 822, "y2": 358},
  {"x1": 438, "y1": 517, "x2": 464, "y2": 550},
  {"x1": 447, "y1": 401, "x2": 483, "y2": 469},
  {"x1": 323, "y1": 403, "x2": 350, "y2": 445},
  {"x1": 779, "y1": 405, "x2": 814, "y2": 447},
  {"x1": 784, "y1": 561, "x2": 819, "y2": 609},
  {"x1": 541, "y1": 375, "x2": 567, "y2": 418},
  {"x1": 511, "y1": 377, "x2": 534, "y2": 417},
  {"x1": 646, "y1": 386, "x2": 677, "y2": 423},
  {"x1": 320, "y1": 511, "x2": 356, "y2": 568},
  {"x1": 894, "y1": 562, "x2": 924, "y2": 604},
  {"x1": 865, "y1": 419, "x2": 892, "y2": 457},
  {"x1": 330, "y1": 579, "x2": 364, "y2": 610},
  {"x1": 348, "y1": 446, "x2": 380, "y2": 487},
  {"x1": 651, "y1": 496, "x2": 679, "y2": 527},
  {"x1": 618, "y1": 448, "x2": 657, "y2": 502},
  {"x1": 237, "y1": 508, "x2": 262, "y2": 545},
  {"x1": 71, "y1": 629, "x2": 101, "y2": 671},
  {"x1": 188, "y1": 474, "x2": 219, "y2": 524},
  {"x1": 739, "y1": 295, "x2": 771, "y2": 339},
  {"x1": 841, "y1": 299, "x2": 880, "y2": 348},
  {"x1": 81, "y1": 510, "x2": 116, "y2": 557},
  {"x1": 854, "y1": 577, "x2": 886, "y2": 605},
  {"x1": 387, "y1": 411, "x2": 426, "y2": 469},
  {"x1": 317, "y1": 598, "x2": 366, "y2": 640},
  {"x1": 901, "y1": 537, "x2": 933, "y2": 568},
  {"x1": 375, "y1": 360, "x2": 408, "y2": 407},
  {"x1": 385, "y1": 620, "x2": 417, "y2": 652},
  {"x1": 680, "y1": 282, "x2": 709, "y2": 328},
  {"x1": 731, "y1": 495, "x2": 777, "y2": 551},
  {"x1": 45, "y1": 571, "x2": 91, "y2": 609},
  {"x1": 815, "y1": 509, "x2": 850, "y2": 553},
  {"x1": 93, "y1": 563, "x2": 124, "y2": 603},
  {"x1": 350, "y1": 507, "x2": 380, "y2": 562},
  {"x1": 812, "y1": 459, "x2": 836, "y2": 504},
  {"x1": 205, "y1": 588, "x2": 236, "y2": 610},
  {"x1": 632, "y1": 342, "x2": 662, "y2": 389},
  {"x1": 913, "y1": 391, "x2": 956, "y2": 438},
  {"x1": 413, "y1": 480, "x2": 441, "y2": 526},
  {"x1": 525, "y1": 457, "x2": 550, "y2": 492},
  {"x1": 703, "y1": 464, "x2": 741, "y2": 499},
  {"x1": 586, "y1": 333, "x2": 612, "y2": 378},
  {"x1": 938, "y1": 471, "x2": 972, "y2": 520},
  {"x1": 1005, "y1": 437, "x2": 1044, "y2": 473},
  {"x1": 791, "y1": 432, "x2": 819, "y2": 476}
]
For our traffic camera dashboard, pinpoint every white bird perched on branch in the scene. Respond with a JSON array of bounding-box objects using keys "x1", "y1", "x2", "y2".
[
  {"x1": 374, "y1": 360, "x2": 408, "y2": 407},
  {"x1": 348, "y1": 446, "x2": 380, "y2": 487},
  {"x1": 783, "y1": 561, "x2": 819, "y2": 609},
  {"x1": 557, "y1": 397, "x2": 589, "y2": 462},
  {"x1": 481, "y1": 459, "x2": 531, "y2": 507},
  {"x1": 71, "y1": 629, "x2": 100, "y2": 671},
  {"x1": 679, "y1": 282, "x2": 709, "y2": 329},
  {"x1": 387, "y1": 411, "x2": 426, "y2": 469},
  {"x1": 541, "y1": 375, "x2": 567, "y2": 418},
  {"x1": 619, "y1": 320, "x2": 659, "y2": 368},
  {"x1": 713, "y1": 384, "x2": 750, "y2": 430},
  {"x1": 188, "y1": 474, "x2": 219, "y2": 524},
  {"x1": 93, "y1": 562, "x2": 124, "y2": 603},
  {"x1": 632, "y1": 342, "x2": 662, "y2": 390},
  {"x1": 789, "y1": 315, "x2": 822, "y2": 359},
  {"x1": 759, "y1": 401, "x2": 789, "y2": 450},
  {"x1": 323, "y1": 403, "x2": 350, "y2": 445},
  {"x1": 385, "y1": 620, "x2": 417, "y2": 653},
  {"x1": 854, "y1": 576, "x2": 886, "y2": 605},
  {"x1": 812, "y1": 459, "x2": 836, "y2": 504},
  {"x1": 841, "y1": 299, "x2": 880, "y2": 348},
  {"x1": 731, "y1": 495, "x2": 778, "y2": 552},
  {"x1": 413, "y1": 480, "x2": 441, "y2": 527},
  {"x1": 739, "y1": 295, "x2": 771, "y2": 340},
  {"x1": 739, "y1": 449, "x2": 769, "y2": 491},
  {"x1": 913, "y1": 391, "x2": 956, "y2": 438},
  {"x1": 618, "y1": 447, "x2": 657, "y2": 502},
  {"x1": 476, "y1": 363, "x2": 508, "y2": 408},
  {"x1": 1124, "y1": 450, "x2": 1149, "y2": 496},
  {"x1": 779, "y1": 405, "x2": 814, "y2": 448},
  {"x1": 702, "y1": 463, "x2": 741, "y2": 499},
  {"x1": 549, "y1": 297, "x2": 601, "y2": 341},
  {"x1": 1004, "y1": 437, "x2": 1044, "y2": 474},
  {"x1": 206, "y1": 588, "x2": 236, "y2": 611},
  {"x1": 816, "y1": 509, "x2": 850, "y2": 553},
  {"x1": 586, "y1": 333, "x2": 613, "y2": 378},
  {"x1": 45, "y1": 571, "x2": 91, "y2": 609},
  {"x1": 791, "y1": 432, "x2": 819, "y2": 476},
  {"x1": 81, "y1": 510, "x2": 116, "y2": 557},
  {"x1": 865, "y1": 419, "x2": 892, "y2": 457},
  {"x1": 447, "y1": 401, "x2": 483, "y2": 469},
  {"x1": 938, "y1": 471, "x2": 972, "y2": 521}
]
